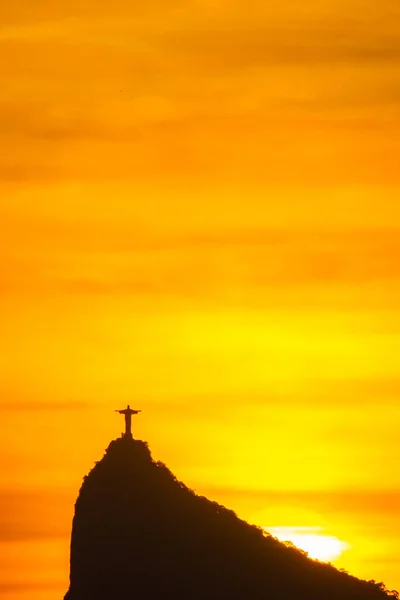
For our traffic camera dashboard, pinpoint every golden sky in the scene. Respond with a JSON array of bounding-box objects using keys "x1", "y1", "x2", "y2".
[{"x1": 1, "y1": 0, "x2": 400, "y2": 597}]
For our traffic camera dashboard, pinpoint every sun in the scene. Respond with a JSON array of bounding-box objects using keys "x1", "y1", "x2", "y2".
[{"x1": 266, "y1": 527, "x2": 349, "y2": 563}]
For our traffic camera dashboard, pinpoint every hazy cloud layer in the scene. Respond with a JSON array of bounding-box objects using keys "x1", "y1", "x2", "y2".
[{"x1": 1, "y1": 0, "x2": 400, "y2": 185}]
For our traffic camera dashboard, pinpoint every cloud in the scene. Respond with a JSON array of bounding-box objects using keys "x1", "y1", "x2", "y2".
[
  {"x1": 1, "y1": 0, "x2": 400, "y2": 160},
  {"x1": 205, "y1": 487, "x2": 400, "y2": 519},
  {"x1": 0, "y1": 401, "x2": 90, "y2": 411},
  {"x1": 0, "y1": 389, "x2": 91, "y2": 411},
  {"x1": 2, "y1": 223, "x2": 400, "y2": 299},
  {"x1": 0, "y1": 490, "x2": 72, "y2": 542}
]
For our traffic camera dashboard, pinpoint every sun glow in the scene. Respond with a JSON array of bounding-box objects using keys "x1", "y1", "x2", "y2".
[{"x1": 266, "y1": 527, "x2": 349, "y2": 563}]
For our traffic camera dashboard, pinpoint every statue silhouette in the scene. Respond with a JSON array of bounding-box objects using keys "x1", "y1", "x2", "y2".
[{"x1": 115, "y1": 405, "x2": 141, "y2": 438}]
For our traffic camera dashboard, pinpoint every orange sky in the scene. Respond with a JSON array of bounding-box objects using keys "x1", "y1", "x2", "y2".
[{"x1": 1, "y1": 1, "x2": 400, "y2": 597}]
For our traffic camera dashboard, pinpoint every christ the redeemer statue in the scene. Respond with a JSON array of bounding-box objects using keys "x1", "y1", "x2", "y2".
[{"x1": 115, "y1": 405, "x2": 141, "y2": 438}]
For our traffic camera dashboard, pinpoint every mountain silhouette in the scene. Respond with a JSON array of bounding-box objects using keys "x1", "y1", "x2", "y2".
[{"x1": 64, "y1": 436, "x2": 398, "y2": 599}]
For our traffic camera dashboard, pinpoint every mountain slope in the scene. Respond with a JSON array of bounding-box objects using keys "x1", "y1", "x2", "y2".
[{"x1": 64, "y1": 436, "x2": 398, "y2": 599}]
